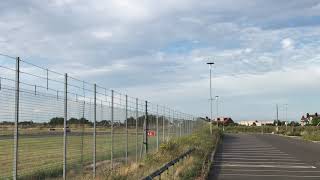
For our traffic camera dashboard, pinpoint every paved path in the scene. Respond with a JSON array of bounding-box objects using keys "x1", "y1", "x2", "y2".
[{"x1": 208, "y1": 134, "x2": 320, "y2": 180}]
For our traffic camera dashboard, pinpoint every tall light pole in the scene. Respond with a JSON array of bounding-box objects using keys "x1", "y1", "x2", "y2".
[
  {"x1": 285, "y1": 104, "x2": 288, "y2": 122},
  {"x1": 276, "y1": 104, "x2": 279, "y2": 133},
  {"x1": 207, "y1": 62, "x2": 214, "y2": 134},
  {"x1": 285, "y1": 104, "x2": 288, "y2": 131}
]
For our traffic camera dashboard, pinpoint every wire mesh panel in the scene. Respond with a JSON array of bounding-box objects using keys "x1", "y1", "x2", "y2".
[
  {"x1": 95, "y1": 87, "x2": 112, "y2": 172},
  {"x1": 147, "y1": 102, "x2": 158, "y2": 153},
  {"x1": 17, "y1": 58, "x2": 65, "y2": 179},
  {"x1": 126, "y1": 96, "x2": 138, "y2": 163},
  {"x1": 0, "y1": 54, "x2": 16, "y2": 179},
  {"x1": 65, "y1": 78, "x2": 94, "y2": 178}
]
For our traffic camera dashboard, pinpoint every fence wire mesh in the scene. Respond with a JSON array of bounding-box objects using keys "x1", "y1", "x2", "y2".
[{"x1": 0, "y1": 54, "x2": 198, "y2": 179}]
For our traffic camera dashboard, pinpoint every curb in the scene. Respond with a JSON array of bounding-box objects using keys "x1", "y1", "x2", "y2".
[{"x1": 202, "y1": 134, "x2": 221, "y2": 179}]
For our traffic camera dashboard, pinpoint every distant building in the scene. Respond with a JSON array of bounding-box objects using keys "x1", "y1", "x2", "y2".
[
  {"x1": 239, "y1": 120, "x2": 274, "y2": 127},
  {"x1": 216, "y1": 117, "x2": 234, "y2": 125},
  {"x1": 301, "y1": 113, "x2": 319, "y2": 126},
  {"x1": 239, "y1": 120, "x2": 260, "y2": 126}
]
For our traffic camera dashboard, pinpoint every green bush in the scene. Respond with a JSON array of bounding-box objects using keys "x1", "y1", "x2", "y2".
[{"x1": 302, "y1": 130, "x2": 320, "y2": 141}]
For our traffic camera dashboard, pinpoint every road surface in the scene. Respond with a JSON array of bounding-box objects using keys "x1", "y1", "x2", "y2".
[{"x1": 208, "y1": 133, "x2": 320, "y2": 180}]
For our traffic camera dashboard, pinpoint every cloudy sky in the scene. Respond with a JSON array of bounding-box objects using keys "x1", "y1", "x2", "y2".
[{"x1": 1, "y1": 0, "x2": 320, "y2": 121}]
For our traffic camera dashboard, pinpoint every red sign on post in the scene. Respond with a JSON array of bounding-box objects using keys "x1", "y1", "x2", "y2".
[{"x1": 147, "y1": 130, "x2": 156, "y2": 136}]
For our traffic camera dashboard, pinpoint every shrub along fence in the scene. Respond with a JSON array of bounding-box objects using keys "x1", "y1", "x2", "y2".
[{"x1": 92, "y1": 124, "x2": 219, "y2": 180}]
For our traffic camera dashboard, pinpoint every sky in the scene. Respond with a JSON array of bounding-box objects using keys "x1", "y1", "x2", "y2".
[{"x1": 1, "y1": 0, "x2": 320, "y2": 121}]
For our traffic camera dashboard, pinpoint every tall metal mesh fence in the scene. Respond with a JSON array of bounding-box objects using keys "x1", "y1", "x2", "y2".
[{"x1": 0, "y1": 54, "x2": 198, "y2": 179}]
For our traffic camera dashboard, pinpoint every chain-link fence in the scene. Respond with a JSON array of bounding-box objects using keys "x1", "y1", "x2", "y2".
[{"x1": 0, "y1": 54, "x2": 198, "y2": 179}]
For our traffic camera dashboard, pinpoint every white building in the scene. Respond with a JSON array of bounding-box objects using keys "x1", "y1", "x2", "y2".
[{"x1": 239, "y1": 120, "x2": 274, "y2": 126}]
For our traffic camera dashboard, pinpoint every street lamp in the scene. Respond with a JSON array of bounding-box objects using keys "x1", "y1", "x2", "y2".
[
  {"x1": 284, "y1": 104, "x2": 288, "y2": 131},
  {"x1": 207, "y1": 62, "x2": 214, "y2": 134},
  {"x1": 285, "y1": 104, "x2": 288, "y2": 122}
]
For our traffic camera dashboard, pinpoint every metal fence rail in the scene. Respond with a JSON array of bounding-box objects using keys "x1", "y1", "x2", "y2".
[
  {"x1": 142, "y1": 148, "x2": 195, "y2": 180},
  {"x1": 0, "y1": 53, "x2": 197, "y2": 179}
]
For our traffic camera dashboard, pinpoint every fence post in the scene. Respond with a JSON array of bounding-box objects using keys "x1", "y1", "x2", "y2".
[
  {"x1": 125, "y1": 95, "x2": 128, "y2": 164},
  {"x1": 192, "y1": 117, "x2": 194, "y2": 133},
  {"x1": 13, "y1": 57, "x2": 20, "y2": 180},
  {"x1": 111, "y1": 90, "x2": 114, "y2": 169},
  {"x1": 156, "y1": 104, "x2": 159, "y2": 151},
  {"x1": 167, "y1": 108, "x2": 170, "y2": 139},
  {"x1": 46, "y1": 68, "x2": 49, "y2": 90},
  {"x1": 135, "y1": 98, "x2": 138, "y2": 163},
  {"x1": 184, "y1": 116, "x2": 186, "y2": 135},
  {"x1": 144, "y1": 101, "x2": 148, "y2": 154},
  {"x1": 179, "y1": 113, "x2": 182, "y2": 137},
  {"x1": 63, "y1": 73, "x2": 68, "y2": 180},
  {"x1": 93, "y1": 84, "x2": 96, "y2": 178},
  {"x1": 162, "y1": 106, "x2": 165, "y2": 141},
  {"x1": 189, "y1": 117, "x2": 191, "y2": 134}
]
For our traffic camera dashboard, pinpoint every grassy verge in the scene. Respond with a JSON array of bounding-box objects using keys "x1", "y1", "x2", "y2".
[
  {"x1": 223, "y1": 126, "x2": 275, "y2": 134},
  {"x1": 223, "y1": 125, "x2": 320, "y2": 141},
  {"x1": 85, "y1": 125, "x2": 220, "y2": 180},
  {"x1": 301, "y1": 130, "x2": 320, "y2": 141}
]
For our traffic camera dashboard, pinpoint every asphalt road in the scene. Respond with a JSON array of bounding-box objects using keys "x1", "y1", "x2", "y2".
[{"x1": 208, "y1": 133, "x2": 320, "y2": 180}]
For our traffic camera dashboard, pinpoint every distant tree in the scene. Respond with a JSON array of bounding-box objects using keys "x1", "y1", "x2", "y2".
[
  {"x1": 274, "y1": 120, "x2": 286, "y2": 126},
  {"x1": 68, "y1": 118, "x2": 79, "y2": 124},
  {"x1": 311, "y1": 117, "x2": 320, "y2": 126},
  {"x1": 97, "y1": 120, "x2": 111, "y2": 126},
  {"x1": 49, "y1": 117, "x2": 64, "y2": 125},
  {"x1": 0, "y1": 121, "x2": 14, "y2": 125},
  {"x1": 289, "y1": 121, "x2": 300, "y2": 126},
  {"x1": 19, "y1": 121, "x2": 34, "y2": 125}
]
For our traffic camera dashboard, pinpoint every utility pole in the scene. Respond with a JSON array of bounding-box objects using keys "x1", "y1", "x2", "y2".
[{"x1": 207, "y1": 62, "x2": 214, "y2": 134}]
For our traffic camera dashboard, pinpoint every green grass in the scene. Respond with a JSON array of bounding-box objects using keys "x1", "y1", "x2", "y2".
[
  {"x1": 0, "y1": 127, "x2": 181, "y2": 179},
  {"x1": 223, "y1": 125, "x2": 275, "y2": 134},
  {"x1": 223, "y1": 125, "x2": 320, "y2": 141}
]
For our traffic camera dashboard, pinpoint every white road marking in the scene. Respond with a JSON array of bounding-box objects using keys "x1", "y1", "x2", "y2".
[
  {"x1": 218, "y1": 169, "x2": 320, "y2": 173},
  {"x1": 214, "y1": 164, "x2": 316, "y2": 169},
  {"x1": 221, "y1": 148, "x2": 281, "y2": 151},
  {"x1": 221, "y1": 146, "x2": 276, "y2": 148},
  {"x1": 218, "y1": 174, "x2": 320, "y2": 178},
  {"x1": 215, "y1": 157, "x2": 302, "y2": 161},
  {"x1": 216, "y1": 152, "x2": 289, "y2": 155},
  {"x1": 215, "y1": 161, "x2": 307, "y2": 165},
  {"x1": 216, "y1": 155, "x2": 296, "y2": 158}
]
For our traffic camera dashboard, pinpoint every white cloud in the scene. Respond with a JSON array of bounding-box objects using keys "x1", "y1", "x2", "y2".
[
  {"x1": 1, "y1": 0, "x2": 320, "y2": 120},
  {"x1": 92, "y1": 31, "x2": 113, "y2": 40},
  {"x1": 281, "y1": 38, "x2": 295, "y2": 50}
]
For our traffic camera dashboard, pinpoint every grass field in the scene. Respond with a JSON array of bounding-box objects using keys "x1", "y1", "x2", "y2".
[{"x1": 0, "y1": 127, "x2": 178, "y2": 179}]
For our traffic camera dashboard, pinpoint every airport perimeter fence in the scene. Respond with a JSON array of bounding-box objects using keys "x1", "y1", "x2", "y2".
[{"x1": 0, "y1": 54, "x2": 198, "y2": 179}]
